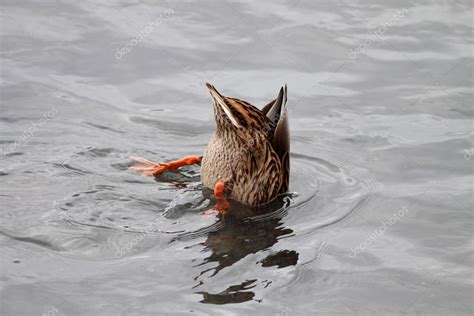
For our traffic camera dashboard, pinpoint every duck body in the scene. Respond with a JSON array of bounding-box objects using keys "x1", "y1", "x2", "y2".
[
  {"x1": 201, "y1": 125, "x2": 283, "y2": 206},
  {"x1": 201, "y1": 84, "x2": 290, "y2": 206},
  {"x1": 130, "y1": 83, "x2": 290, "y2": 208}
]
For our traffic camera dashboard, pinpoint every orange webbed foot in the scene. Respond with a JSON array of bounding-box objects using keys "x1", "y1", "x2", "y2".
[
  {"x1": 200, "y1": 182, "x2": 230, "y2": 217},
  {"x1": 129, "y1": 156, "x2": 170, "y2": 176},
  {"x1": 129, "y1": 155, "x2": 201, "y2": 176},
  {"x1": 213, "y1": 181, "x2": 230, "y2": 214}
]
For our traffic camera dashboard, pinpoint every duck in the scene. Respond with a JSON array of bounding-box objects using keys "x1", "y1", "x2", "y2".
[{"x1": 129, "y1": 83, "x2": 289, "y2": 211}]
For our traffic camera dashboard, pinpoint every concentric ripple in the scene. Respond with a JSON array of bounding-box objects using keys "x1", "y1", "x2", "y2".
[{"x1": 34, "y1": 149, "x2": 377, "y2": 263}]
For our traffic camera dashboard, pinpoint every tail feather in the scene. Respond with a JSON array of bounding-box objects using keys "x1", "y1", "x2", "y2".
[{"x1": 263, "y1": 85, "x2": 290, "y2": 193}]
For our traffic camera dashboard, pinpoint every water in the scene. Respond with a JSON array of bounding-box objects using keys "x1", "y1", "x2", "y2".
[{"x1": 1, "y1": 0, "x2": 472, "y2": 315}]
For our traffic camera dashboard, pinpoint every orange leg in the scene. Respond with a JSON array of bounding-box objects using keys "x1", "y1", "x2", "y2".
[
  {"x1": 214, "y1": 182, "x2": 226, "y2": 199},
  {"x1": 129, "y1": 155, "x2": 201, "y2": 176},
  {"x1": 213, "y1": 182, "x2": 230, "y2": 214},
  {"x1": 200, "y1": 182, "x2": 230, "y2": 217}
]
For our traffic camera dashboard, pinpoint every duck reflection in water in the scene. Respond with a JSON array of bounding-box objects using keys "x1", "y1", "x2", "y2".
[
  {"x1": 151, "y1": 167, "x2": 298, "y2": 304},
  {"x1": 192, "y1": 193, "x2": 299, "y2": 305}
]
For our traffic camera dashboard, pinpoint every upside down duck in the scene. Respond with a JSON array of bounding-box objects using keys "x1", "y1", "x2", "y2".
[{"x1": 130, "y1": 83, "x2": 289, "y2": 212}]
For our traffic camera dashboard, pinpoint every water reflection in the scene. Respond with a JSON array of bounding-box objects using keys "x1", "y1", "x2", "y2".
[
  {"x1": 197, "y1": 280, "x2": 258, "y2": 305},
  {"x1": 193, "y1": 197, "x2": 298, "y2": 304}
]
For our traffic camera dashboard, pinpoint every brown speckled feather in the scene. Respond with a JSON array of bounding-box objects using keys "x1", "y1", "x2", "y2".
[
  {"x1": 267, "y1": 85, "x2": 290, "y2": 193},
  {"x1": 200, "y1": 83, "x2": 290, "y2": 206}
]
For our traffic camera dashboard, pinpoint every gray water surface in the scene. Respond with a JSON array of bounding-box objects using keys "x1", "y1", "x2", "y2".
[{"x1": 1, "y1": 0, "x2": 473, "y2": 315}]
